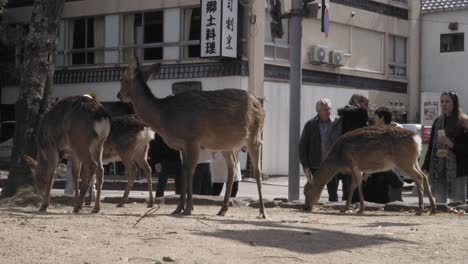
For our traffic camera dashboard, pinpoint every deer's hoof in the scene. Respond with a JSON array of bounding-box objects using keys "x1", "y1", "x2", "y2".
[
  {"x1": 430, "y1": 210, "x2": 437, "y2": 215},
  {"x1": 38, "y1": 205, "x2": 48, "y2": 212},
  {"x1": 116, "y1": 203, "x2": 125, "y2": 208},
  {"x1": 183, "y1": 209, "x2": 192, "y2": 216},
  {"x1": 72, "y1": 207, "x2": 80, "y2": 214},
  {"x1": 257, "y1": 212, "x2": 267, "y2": 219},
  {"x1": 91, "y1": 208, "x2": 100, "y2": 214},
  {"x1": 217, "y1": 208, "x2": 227, "y2": 216},
  {"x1": 172, "y1": 208, "x2": 183, "y2": 215},
  {"x1": 357, "y1": 209, "x2": 364, "y2": 215},
  {"x1": 415, "y1": 211, "x2": 423, "y2": 216},
  {"x1": 147, "y1": 202, "x2": 154, "y2": 208}
]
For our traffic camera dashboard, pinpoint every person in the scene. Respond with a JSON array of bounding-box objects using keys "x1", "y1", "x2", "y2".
[
  {"x1": 299, "y1": 98, "x2": 335, "y2": 201},
  {"x1": 362, "y1": 107, "x2": 404, "y2": 204},
  {"x1": 326, "y1": 94, "x2": 369, "y2": 202},
  {"x1": 149, "y1": 134, "x2": 182, "y2": 197},
  {"x1": 423, "y1": 92, "x2": 468, "y2": 204},
  {"x1": 211, "y1": 152, "x2": 242, "y2": 197},
  {"x1": 192, "y1": 149, "x2": 213, "y2": 195}
]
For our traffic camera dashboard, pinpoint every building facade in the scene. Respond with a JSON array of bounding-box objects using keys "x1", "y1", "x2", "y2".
[
  {"x1": 421, "y1": 0, "x2": 468, "y2": 126},
  {"x1": 0, "y1": 0, "x2": 419, "y2": 176}
]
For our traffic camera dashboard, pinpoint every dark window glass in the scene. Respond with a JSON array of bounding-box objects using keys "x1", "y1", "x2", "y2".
[{"x1": 441, "y1": 33, "x2": 464, "y2": 53}]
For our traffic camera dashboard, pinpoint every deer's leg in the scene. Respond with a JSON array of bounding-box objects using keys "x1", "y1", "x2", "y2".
[
  {"x1": 69, "y1": 157, "x2": 81, "y2": 207},
  {"x1": 218, "y1": 151, "x2": 237, "y2": 216},
  {"x1": 92, "y1": 142, "x2": 106, "y2": 214},
  {"x1": 73, "y1": 151, "x2": 97, "y2": 213},
  {"x1": 352, "y1": 169, "x2": 365, "y2": 214},
  {"x1": 342, "y1": 179, "x2": 357, "y2": 213},
  {"x1": 415, "y1": 165, "x2": 437, "y2": 215},
  {"x1": 400, "y1": 164, "x2": 425, "y2": 215},
  {"x1": 85, "y1": 175, "x2": 94, "y2": 206},
  {"x1": 118, "y1": 161, "x2": 137, "y2": 207},
  {"x1": 182, "y1": 146, "x2": 199, "y2": 216},
  {"x1": 39, "y1": 149, "x2": 59, "y2": 212},
  {"x1": 137, "y1": 158, "x2": 154, "y2": 208},
  {"x1": 247, "y1": 142, "x2": 266, "y2": 219}
]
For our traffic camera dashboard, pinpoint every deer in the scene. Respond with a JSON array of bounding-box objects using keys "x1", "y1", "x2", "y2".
[
  {"x1": 101, "y1": 115, "x2": 155, "y2": 208},
  {"x1": 23, "y1": 95, "x2": 111, "y2": 213},
  {"x1": 303, "y1": 125, "x2": 437, "y2": 216},
  {"x1": 117, "y1": 60, "x2": 266, "y2": 218}
]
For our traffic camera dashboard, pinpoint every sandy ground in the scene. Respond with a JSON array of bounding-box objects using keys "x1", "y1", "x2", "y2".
[{"x1": 1, "y1": 201, "x2": 468, "y2": 264}]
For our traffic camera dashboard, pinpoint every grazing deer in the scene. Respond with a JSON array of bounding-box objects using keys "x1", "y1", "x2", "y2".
[
  {"x1": 117, "y1": 61, "x2": 266, "y2": 218},
  {"x1": 101, "y1": 115, "x2": 155, "y2": 207},
  {"x1": 23, "y1": 95, "x2": 110, "y2": 213},
  {"x1": 303, "y1": 125, "x2": 437, "y2": 216}
]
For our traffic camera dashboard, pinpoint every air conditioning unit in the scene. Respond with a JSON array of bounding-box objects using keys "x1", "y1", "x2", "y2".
[
  {"x1": 329, "y1": 50, "x2": 346, "y2": 67},
  {"x1": 309, "y1": 45, "x2": 329, "y2": 65}
]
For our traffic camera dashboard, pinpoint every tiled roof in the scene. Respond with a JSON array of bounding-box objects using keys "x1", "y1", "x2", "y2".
[{"x1": 422, "y1": 0, "x2": 468, "y2": 13}]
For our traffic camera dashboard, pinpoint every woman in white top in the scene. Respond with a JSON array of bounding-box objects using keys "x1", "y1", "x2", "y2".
[{"x1": 211, "y1": 152, "x2": 242, "y2": 197}]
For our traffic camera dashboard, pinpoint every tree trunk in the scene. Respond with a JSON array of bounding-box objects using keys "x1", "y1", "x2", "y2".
[{"x1": 1, "y1": 0, "x2": 65, "y2": 198}]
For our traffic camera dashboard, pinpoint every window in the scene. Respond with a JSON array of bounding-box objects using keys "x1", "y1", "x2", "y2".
[
  {"x1": 68, "y1": 17, "x2": 104, "y2": 65},
  {"x1": 264, "y1": 11, "x2": 289, "y2": 61},
  {"x1": 388, "y1": 35, "x2": 407, "y2": 78},
  {"x1": 122, "y1": 11, "x2": 164, "y2": 62},
  {"x1": 182, "y1": 8, "x2": 201, "y2": 58},
  {"x1": 440, "y1": 33, "x2": 464, "y2": 53}
]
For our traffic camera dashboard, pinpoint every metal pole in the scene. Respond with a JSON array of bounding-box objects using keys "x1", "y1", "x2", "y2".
[{"x1": 288, "y1": 0, "x2": 303, "y2": 201}]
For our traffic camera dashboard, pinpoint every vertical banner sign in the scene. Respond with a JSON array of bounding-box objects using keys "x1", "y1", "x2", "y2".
[
  {"x1": 201, "y1": 0, "x2": 222, "y2": 57},
  {"x1": 221, "y1": 0, "x2": 238, "y2": 58},
  {"x1": 321, "y1": 0, "x2": 330, "y2": 38}
]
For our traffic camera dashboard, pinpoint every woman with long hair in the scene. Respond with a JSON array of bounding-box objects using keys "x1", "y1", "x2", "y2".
[{"x1": 422, "y1": 91, "x2": 468, "y2": 204}]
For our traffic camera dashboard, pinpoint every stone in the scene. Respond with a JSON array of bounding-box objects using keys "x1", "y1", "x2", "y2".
[
  {"x1": 248, "y1": 199, "x2": 281, "y2": 208},
  {"x1": 280, "y1": 201, "x2": 305, "y2": 210}
]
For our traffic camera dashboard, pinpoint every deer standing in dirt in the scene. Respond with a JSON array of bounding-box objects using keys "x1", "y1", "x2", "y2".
[
  {"x1": 117, "y1": 61, "x2": 266, "y2": 218},
  {"x1": 101, "y1": 115, "x2": 155, "y2": 207},
  {"x1": 24, "y1": 96, "x2": 110, "y2": 213},
  {"x1": 303, "y1": 125, "x2": 437, "y2": 215}
]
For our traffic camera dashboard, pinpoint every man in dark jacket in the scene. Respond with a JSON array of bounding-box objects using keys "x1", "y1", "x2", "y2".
[
  {"x1": 149, "y1": 134, "x2": 182, "y2": 197},
  {"x1": 299, "y1": 99, "x2": 335, "y2": 200}
]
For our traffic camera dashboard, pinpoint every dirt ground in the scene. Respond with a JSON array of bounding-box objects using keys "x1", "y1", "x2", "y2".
[{"x1": 1, "y1": 202, "x2": 468, "y2": 264}]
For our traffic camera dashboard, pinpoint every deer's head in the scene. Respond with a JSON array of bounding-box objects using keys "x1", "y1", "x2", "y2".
[
  {"x1": 23, "y1": 154, "x2": 48, "y2": 197},
  {"x1": 118, "y1": 58, "x2": 162, "y2": 103},
  {"x1": 303, "y1": 171, "x2": 322, "y2": 212}
]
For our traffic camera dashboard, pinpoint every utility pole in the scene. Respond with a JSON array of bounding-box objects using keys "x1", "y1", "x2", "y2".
[{"x1": 288, "y1": 0, "x2": 303, "y2": 201}]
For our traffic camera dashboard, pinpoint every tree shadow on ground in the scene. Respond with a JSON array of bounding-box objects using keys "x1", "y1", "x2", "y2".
[
  {"x1": 360, "y1": 222, "x2": 421, "y2": 228},
  {"x1": 194, "y1": 217, "x2": 414, "y2": 255}
]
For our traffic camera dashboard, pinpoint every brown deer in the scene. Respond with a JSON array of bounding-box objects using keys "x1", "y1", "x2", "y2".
[
  {"x1": 303, "y1": 125, "x2": 437, "y2": 216},
  {"x1": 23, "y1": 96, "x2": 110, "y2": 213},
  {"x1": 117, "y1": 61, "x2": 266, "y2": 218},
  {"x1": 101, "y1": 115, "x2": 155, "y2": 207}
]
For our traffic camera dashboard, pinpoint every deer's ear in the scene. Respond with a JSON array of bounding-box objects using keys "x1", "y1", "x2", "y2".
[
  {"x1": 23, "y1": 155, "x2": 38, "y2": 169},
  {"x1": 143, "y1": 63, "x2": 162, "y2": 82}
]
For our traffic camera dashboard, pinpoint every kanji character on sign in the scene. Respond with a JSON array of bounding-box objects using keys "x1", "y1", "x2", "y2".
[
  {"x1": 206, "y1": 0, "x2": 217, "y2": 13},
  {"x1": 226, "y1": 18, "x2": 234, "y2": 31},
  {"x1": 206, "y1": 14, "x2": 216, "y2": 27},
  {"x1": 205, "y1": 42, "x2": 217, "y2": 54},
  {"x1": 226, "y1": 35, "x2": 233, "y2": 50},
  {"x1": 206, "y1": 28, "x2": 217, "y2": 41}
]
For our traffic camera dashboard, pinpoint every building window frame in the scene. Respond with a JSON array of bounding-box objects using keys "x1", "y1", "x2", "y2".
[
  {"x1": 264, "y1": 11, "x2": 290, "y2": 62},
  {"x1": 387, "y1": 34, "x2": 407, "y2": 79}
]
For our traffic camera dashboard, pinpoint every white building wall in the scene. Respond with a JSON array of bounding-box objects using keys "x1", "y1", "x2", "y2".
[{"x1": 421, "y1": 10, "x2": 468, "y2": 113}]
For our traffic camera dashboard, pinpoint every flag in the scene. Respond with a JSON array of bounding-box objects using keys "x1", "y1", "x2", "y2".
[{"x1": 321, "y1": 0, "x2": 330, "y2": 38}]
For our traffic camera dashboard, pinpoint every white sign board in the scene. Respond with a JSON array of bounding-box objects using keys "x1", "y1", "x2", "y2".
[
  {"x1": 221, "y1": 0, "x2": 238, "y2": 58},
  {"x1": 200, "y1": 0, "x2": 222, "y2": 57},
  {"x1": 421, "y1": 92, "x2": 441, "y2": 126}
]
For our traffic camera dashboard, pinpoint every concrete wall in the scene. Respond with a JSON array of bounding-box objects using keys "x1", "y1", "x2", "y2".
[{"x1": 421, "y1": 10, "x2": 468, "y2": 113}]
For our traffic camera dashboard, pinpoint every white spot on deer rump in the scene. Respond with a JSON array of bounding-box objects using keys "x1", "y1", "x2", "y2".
[
  {"x1": 89, "y1": 118, "x2": 111, "y2": 153},
  {"x1": 412, "y1": 134, "x2": 422, "y2": 153},
  {"x1": 140, "y1": 127, "x2": 155, "y2": 142}
]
